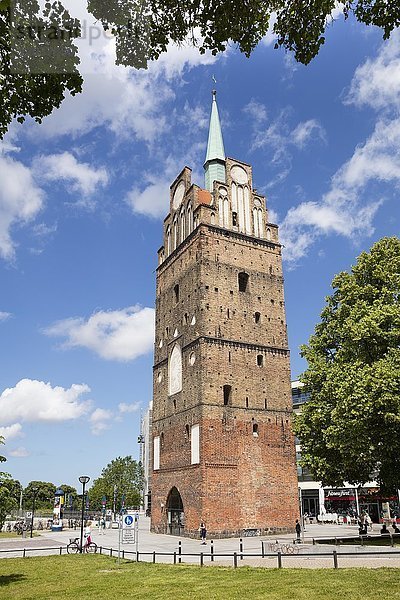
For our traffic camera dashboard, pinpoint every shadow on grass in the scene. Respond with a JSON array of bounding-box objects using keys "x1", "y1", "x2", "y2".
[{"x1": 0, "y1": 573, "x2": 26, "y2": 586}]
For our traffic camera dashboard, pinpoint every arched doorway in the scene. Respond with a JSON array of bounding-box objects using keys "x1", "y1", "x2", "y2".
[{"x1": 166, "y1": 487, "x2": 184, "y2": 535}]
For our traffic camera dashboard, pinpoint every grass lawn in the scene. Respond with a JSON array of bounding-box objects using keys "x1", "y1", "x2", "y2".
[{"x1": 0, "y1": 556, "x2": 400, "y2": 599}]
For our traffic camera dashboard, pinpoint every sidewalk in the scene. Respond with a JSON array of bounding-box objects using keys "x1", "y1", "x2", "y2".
[{"x1": 1, "y1": 519, "x2": 399, "y2": 568}]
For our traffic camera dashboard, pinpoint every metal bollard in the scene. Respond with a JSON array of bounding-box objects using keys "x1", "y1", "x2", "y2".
[
  {"x1": 261, "y1": 541, "x2": 264, "y2": 558},
  {"x1": 333, "y1": 550, "x2": 338, "y2": 569},
  {"x1": 110, "y1": 548, "x2": 113, "y2": 557},
  {"x1": 174, "y1": 551, "x2": 177, "y2": 564},
  {"x1": 59, "y1": 547, "x2": 62, "y2": 555},
  {"x1": 233, "y1": 552, "x2": 238, "y2": 568},
  {"x1": 153, "y1": 551, "x2": 156, "y2": 563},
  {"x1": 178, "y1": 540, "x2": 182, "y2": 563},
  {"x1": 200, "y1": 552, "x2": 204, "y2": 567},
  {"x1": 277, "y1": 551, "x2": 282, "y2": 568},
  {"x1": 122, "y1": 550, "x2": 125, "y2": 559},
  {"x1": 240, "y1": 537, "x2": 243, "y2": 560},
  {"x1": 211, "y1": 540, "x2": 214, "y2": 562},
  {"x1": 136, "y1": 551, "x2": 139, "y2": 562},
  {"x1": 23, "y1": 549, "x2": 26, "y2": 558}
]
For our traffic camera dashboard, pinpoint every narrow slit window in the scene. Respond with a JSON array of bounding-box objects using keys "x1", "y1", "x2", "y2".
[
  {"x1": 238, "y1": 272, "x2": 249, "y2": 292},
  {"x1": 254, "y1": 312, "x2": 261, "y2": 324},
  {"x1": 223, "y1": 385, "x2": 232, "y2": 406},
  {"x1": 257, "y1": 354, "x2": 264, "y2": 367},
  {"x1": 245, "y1": 397, "x2": 249, "y2": 408},
  {"x1": 174, "y1": 284, "x2": 179, "y2": 303}
]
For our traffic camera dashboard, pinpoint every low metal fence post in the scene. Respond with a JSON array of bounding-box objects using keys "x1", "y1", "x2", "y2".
[
  {"x1": 122, "y1": 550, "x2": 125, "y2": 559},
  {"x1": 233, "y1": 552, "x2": 237, "y2": 568},
  {"x1": 174, "y1": 551, "x2": 177, "y2": 564},
  {"x1": 200, "y1": 552, "x2": 204, "y2": 567},
  {"x1": 110, "y1": 548, "x2": 113, "y2": 557},
  {"x1": 178, "y1": 540, "x2": 182, "y2": 563},
  {"x1": 136, "y1": 551, "x2": 139, "y2": 562},
  {"x1": 59, "y1": 547, "x2": 62, "y2": 555},
  {"x1": 277, "y1": 551, "x2": 282, "y2": 568},
  {"x1": 153, "y1": 551, "x2": 156, "y2": 563},
  {"x1": 240, "y1": 537, "x2": 243, "y2": 560},
  {"x1": 211, "y1": 540, "x2": 214, "y2": 562},
  {"x1": 261, "y1": 541, "x2": 264, "y2": 558},
  {"x1": 333, "y1": 550, "x2": 338, "y2": 569},
  {"x1": 23, "y1": 549, "x2": 26, "y2": 558}
]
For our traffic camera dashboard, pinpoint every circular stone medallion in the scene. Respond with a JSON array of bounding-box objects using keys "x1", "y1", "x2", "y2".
[{"x1": 230, "y1": 165, "x2": 248, "y2": 185}]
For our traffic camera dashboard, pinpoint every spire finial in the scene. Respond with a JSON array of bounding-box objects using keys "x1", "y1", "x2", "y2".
[{"x1": 204, "y1": 82, "x2": 226, "y2": 190}]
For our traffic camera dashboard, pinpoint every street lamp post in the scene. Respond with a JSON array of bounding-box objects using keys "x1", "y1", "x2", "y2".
[
  {"x1": 78, "y1": 476, "x2": 90, "y2": 554},
  {"x1": 30, "y1": 487, "x2": 38, "y2": 538}
]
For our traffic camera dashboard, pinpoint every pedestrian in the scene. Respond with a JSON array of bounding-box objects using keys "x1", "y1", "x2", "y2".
[
  {"x1": 295, "y1": 519, "x2": 301, "y2": 543},
  {"x1": 199, "y1": 520, "x2": 207, "y2": 545},
  {"x1": 380, "y1": 523, "x2": 390, "y2": 535},
  {"x1": 84, "y1": 520, "x2": 92, "y2": 551}
]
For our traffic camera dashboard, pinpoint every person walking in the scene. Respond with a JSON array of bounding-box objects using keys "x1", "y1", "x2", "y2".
[
  {"x1": 199, "y1": 520, "x2": 207, "y2": 545},
  {"x1": 295, "y1": 519, "x2": 301, "y2": 543},
  {"x1": 84, "y1": 520, "x2": 92, "y2": 552}
]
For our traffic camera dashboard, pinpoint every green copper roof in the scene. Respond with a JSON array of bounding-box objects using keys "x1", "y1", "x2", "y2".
[{"x1": 205, "y1": 91, "x2": 225, "y2": 164}]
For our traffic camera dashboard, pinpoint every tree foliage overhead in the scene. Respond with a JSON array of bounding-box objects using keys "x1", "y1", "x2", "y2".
[
  {"x1": 0, "y1": 1, "x2": 399, "y2": 137},
  {"x1": 0, "y1": 0, "x2": 82, "y2": 138},
  {"x1": 295, "y1": 237, "x2": 400, "y2": 493},
  {"x1": 89, "y1": 456, "x2": 143, "y2": 511},
  {"x1": 88, "y1": 0, "x2": 400, "y2": 69}
]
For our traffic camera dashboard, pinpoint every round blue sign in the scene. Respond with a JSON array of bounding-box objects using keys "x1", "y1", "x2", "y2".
[{"x1": 124, "y1": 515, "x2": 134, "y2": 526}]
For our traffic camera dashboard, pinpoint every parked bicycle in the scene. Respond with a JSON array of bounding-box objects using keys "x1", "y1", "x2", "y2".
[{"x1": 67, "y1": 536, "x2": 97, "y2": 554}]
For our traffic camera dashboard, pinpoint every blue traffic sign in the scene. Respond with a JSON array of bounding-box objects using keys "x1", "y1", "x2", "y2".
[{"x1": 124, "y1": 515, "x2": 134, "y2": 526}]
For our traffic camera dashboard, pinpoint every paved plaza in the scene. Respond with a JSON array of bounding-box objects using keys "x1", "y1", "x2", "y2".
[{"x1": 1, "y1": 518, "x2": 400, "y2": 568}]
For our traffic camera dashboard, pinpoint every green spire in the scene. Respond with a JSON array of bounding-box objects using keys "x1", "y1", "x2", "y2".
[{"x1": 204, "y1": 90, "x2": 226, "y2": 191}]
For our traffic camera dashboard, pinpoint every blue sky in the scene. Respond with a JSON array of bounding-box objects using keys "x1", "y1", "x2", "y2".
[{"x1": 1, "y1": 3, "x2": 399, "y2": 489}]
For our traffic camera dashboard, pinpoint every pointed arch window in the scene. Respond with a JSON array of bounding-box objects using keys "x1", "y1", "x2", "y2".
[
  {"x1": 180, "y1": 207, "x2": 186, "y2": 243},
  {"x1": 168, "y1": 344, "x2": 182, "y2": 396},
  {"x1": 166, "y1": 226, "x2": 171, "y2": 256},
  {"x1": 187, "y1": 204, "x2": 193, "y2": 235},
  {"x1": 173, "y1": 217, "x2": 178, "y2": 251}
]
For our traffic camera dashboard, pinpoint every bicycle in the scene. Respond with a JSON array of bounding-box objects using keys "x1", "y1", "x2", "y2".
[{"x1": 67, "y1": 536, "x2": 98, "y2": 554}]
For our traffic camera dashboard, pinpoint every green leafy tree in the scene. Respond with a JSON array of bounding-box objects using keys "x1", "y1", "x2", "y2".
[
  {"x1": 0, "y1": 473, "x2": 20, "y2": 528},
  {"x1": 0, "y1": 0, "x2": 82, "y2": 138},
  {"x1": 24, "y1": 481, "x2": 56, "y2": 510},
  {"x1": 1, "y1": 1, "x2": 400, "y2": 138},
  {"x1": 89, "y1": 456, "x2": 143, "y2": 511},
  {"x1": 88, "y1": 0, "x2": 400, "y2": 69},
  {"x1": 295, "y1": 237, "x2": 400, "y2": 493}
]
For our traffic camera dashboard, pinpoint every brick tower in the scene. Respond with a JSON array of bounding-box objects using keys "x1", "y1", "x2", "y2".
[{"x1": 150, "y1": 91, "x2": 299, "y2": 537}]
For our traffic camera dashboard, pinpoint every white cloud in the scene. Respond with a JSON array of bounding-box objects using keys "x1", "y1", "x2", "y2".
[
  {"x1": 291, "y1": 119, "x2": 326, "y2": 148},
  {"x1": 280, "y1": 118, "x2": 400, "y2": 262},
  {"x1": 0, "y1": 155, "x2": 44, "y2": 260},
  {"x1": 0, "y1": 423, "x2": 23, "y2": 440},
  {"x1": 243, "y1": 100, "x2": 268, "y2": 125},
  {"x1": 9, "y1": 447, "x2": 30, "y2": 458},
  {"x1": 0, "y1": 379, "x2": 91, "y2": 426},
  {"x1": 45, "y1": 305, "x2": 155, "y2": 362},
  {"x1": 33, "y1": 152, "x2": 108, "y2": 198},
  {"x1": 90, "y1": 408, "x2": 113, "y2": 435},
  {"x1": 0, "y1": 311, "x2": 12, "y2": 322},
  {"x1": 25, "y1": 4, "x2": 220, "y2": 145},
  {"x1": 126, "y1": 179, "x2": 170, "y2": 219},
  {"x1": 346, "y1": 30, "x2": 400, "y2": 111},
  {"x1": 118, "y1": 402, "x2": 140, "y2": 414}
]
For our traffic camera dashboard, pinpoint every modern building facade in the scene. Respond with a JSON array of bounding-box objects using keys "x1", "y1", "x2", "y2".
[
  {"x1": 150, "y1": 91, "x2": 299, "y2": 537},
  {"x1": 292, "y1": 381, "x2": 400, "y2": 522}
]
